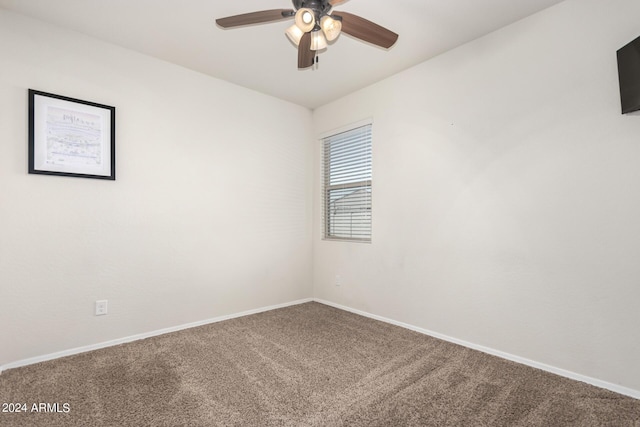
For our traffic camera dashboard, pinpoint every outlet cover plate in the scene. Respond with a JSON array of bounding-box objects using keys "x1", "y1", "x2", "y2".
[{"x1": 95, "y1": 300, "x2": 108, "y2": 316}]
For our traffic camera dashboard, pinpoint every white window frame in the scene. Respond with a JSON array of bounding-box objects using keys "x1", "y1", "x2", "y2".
[{"x1": 320, "y1": 119, "x2": 373, "y2": 243}]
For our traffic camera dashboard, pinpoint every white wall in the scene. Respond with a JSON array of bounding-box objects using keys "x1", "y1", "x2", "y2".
[
  {"x1": 313, "y1": 0, "x2": 640, "y2": 393},
  {"x1": 3, "y1": 0, "x2": 640, "y2": 396},
  {"x1": 0, "y1": 10, "x2": 313, "y2": 366}
]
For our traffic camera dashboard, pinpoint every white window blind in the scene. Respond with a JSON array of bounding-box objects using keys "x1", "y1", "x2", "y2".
[{"x1": 322, "y1": 124, "x2": 372, "y2": 242}]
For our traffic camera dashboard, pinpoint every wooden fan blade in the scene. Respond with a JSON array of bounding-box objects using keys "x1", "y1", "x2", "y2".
[
  {"x1": 332, "y1": 11, "x2": 398, "y2": 49},
  {"x1": 216, "y1": 9, "x2": 294, "y2": 28},
  {"x1": 298, "y1": 32, "x2": 315, "y2": 69},
  {"x1": 329, "y1": 0, "x2": 349, "y2": 5}
]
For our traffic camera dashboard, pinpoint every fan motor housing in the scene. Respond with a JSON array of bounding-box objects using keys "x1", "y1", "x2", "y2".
[{"x1": 294, "y1": 0, "x2": 331, "y2": 14}]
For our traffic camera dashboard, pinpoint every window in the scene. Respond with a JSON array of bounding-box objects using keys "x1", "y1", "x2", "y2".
[{"x1": 322, "y1": 123, "x2": 372, "y2": 242}]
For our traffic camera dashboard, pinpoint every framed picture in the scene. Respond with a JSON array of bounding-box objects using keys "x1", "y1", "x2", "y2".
[{"x1": 28, "y1": 89, "x2": 116, "y2": 180}]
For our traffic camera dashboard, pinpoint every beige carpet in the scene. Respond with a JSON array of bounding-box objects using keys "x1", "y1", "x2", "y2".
[{"x1": 1, "y1": 302, "x2": 639, "y2": 426}]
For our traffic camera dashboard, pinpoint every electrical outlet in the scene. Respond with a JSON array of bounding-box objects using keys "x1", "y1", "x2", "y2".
[
  {"x1": 335, "y1": 275, "x2": 342, "y2": 287},
  {"x1": 95, "y1": 300, "x2": 108, "y2": 316}
]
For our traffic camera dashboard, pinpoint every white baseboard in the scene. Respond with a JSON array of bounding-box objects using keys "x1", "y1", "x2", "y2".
[
  {"x1": 314, "y1": 298, "x2": 640, "y2": 400},
  {"x1": 4, "y1": 296, "x2": 639, "y2": 400},
  {"x1": 0, "y1": 298, "x2": 313, "y2": 374}
]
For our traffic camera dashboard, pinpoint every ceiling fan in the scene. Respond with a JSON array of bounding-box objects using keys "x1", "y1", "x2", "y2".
[{"x1": 216, "y1": 0, "x2": 398, "y2": 69}]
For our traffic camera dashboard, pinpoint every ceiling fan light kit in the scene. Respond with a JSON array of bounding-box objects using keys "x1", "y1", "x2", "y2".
[
  {"x1": 216, "y1": 0, "x2": 398, "y2": 69},
  {"x1": 285, "y1": 24, "x2": 305, "y2": 46},
  {"x1": 310, "y1": 29, "x2": 328, "y2": 51},
  {"x1": 320, "y1": 15, "x2": 342, "y2": 41},
  {"x1": 295, "y1": 8, "x2": 316, "y2": 32}
]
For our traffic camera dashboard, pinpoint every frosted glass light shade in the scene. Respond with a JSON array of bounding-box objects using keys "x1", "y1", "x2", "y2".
[
  {"x1": 321, "y1": 15, "x2": 342, "y2": 41},
  {"x1": 285, "y1": 24, "x2": 304, "y2": 46},
  {"x1": 310, "y1": 30, "x2": 327, "y2": 51},
  {"x1": 294, "y1": 8, "x2": 315, "y2": 32}
]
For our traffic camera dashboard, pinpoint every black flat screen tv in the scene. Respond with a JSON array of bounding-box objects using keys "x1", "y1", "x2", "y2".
[{"x1": 617, "y1": 35, "x2": 640, "y2": 114}]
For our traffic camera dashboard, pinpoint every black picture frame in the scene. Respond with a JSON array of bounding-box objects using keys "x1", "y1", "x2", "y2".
[{"x1": 28, "y1": 89, "x2": 116, "y2": 180}]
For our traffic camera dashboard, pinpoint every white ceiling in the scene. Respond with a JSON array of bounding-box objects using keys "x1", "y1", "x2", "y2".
[{"x1": 0, "y1": 0, "x2": 565, "y2": 109}]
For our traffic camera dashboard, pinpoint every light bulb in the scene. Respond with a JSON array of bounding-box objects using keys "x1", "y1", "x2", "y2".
[
  {"x1": 294, "y1": 8, "x2": 315, "y2": 33},
  {"x1": 310, "y1": 29, "x2": 327, "y2": 51},
  {"x1": 321, "y1": 15, "x2": 342, "y2": 41},
  {"x1": 285, "y1": 24, "x2": 304, "y2": 46}
]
